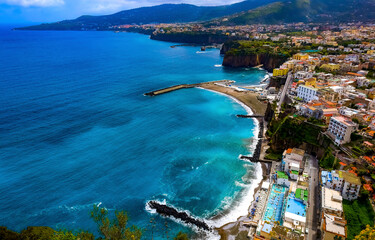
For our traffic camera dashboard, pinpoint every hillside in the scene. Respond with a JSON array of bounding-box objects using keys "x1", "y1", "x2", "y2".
[
  {"x1": 209, "y1": 0, "x2": 375, "y2": 25},
  {"x1": 18, "y1": 0, "x2": 277, "y2": 30}
]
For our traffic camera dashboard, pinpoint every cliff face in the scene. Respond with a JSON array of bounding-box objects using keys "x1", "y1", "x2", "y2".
[
  {"x1": 151, "y1": 32, "x2": 231, "y2": 44},
  {"x1": 222, "y1": 54, "x2": 287, "y2": 72}
]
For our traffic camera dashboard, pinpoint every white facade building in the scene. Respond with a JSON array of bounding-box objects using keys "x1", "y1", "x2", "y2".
[
  {"x1": 327, "y1": 116, "x2": 358, "y2": 145},
  {"x1": 297, "y1": 85, "x2": 319, "y2": 102}
]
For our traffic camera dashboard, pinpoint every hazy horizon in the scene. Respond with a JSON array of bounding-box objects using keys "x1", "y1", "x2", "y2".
[{"x1": 0, "y1": 0, "x2": 244, "y2": 24}]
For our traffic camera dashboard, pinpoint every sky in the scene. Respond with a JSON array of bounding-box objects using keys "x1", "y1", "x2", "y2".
[{"x1": 0, "y1": 0, "x2": 243, "y2": 24}]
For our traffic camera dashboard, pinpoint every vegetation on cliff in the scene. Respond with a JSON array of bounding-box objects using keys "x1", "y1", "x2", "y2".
[
  {"x1": 0, "y1": 205, "x2": 189, "y2": 240},
  {"x1": 266, "y1": 115, "x2": 322, "y2": 153},
  {"x1": 224, "y1": 40, "x2": 296, "y2": 58},
  {"x1": 343, "y1": 198, "x2": 375, "y2": 240}
]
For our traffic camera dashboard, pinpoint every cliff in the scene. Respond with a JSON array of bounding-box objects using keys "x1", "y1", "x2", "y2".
[
  {"x1": 150, "y1": 32, "x2": 232, "y2": 45},
  {"x1": 222, "y1": 54, "x2": 287, "y2": 72}
]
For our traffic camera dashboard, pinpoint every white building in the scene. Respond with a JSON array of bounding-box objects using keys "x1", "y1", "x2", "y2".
[
  {"x1": 321, "y1": 171, "x2": 344, "y2": 192},
  {"x1": 295, "y1": 71, "x2": 313, "y2": 80},
  {"x1": 321, "y1": 170, "x2": 361, "y2": 201},
  {"x1": 327, "y1": 116, "x2": 358, "y2": 145},
  {"x1": 282, "y1": 148, "x2": 305, "y2": 178},
  {"x1": 341, "y1": 171, "x2": 361, "y2": 201},
  {"x1": 321, "y1": 187, "x2": 343, "y2": 217},
  {"x1": 297, "y1": 85, "x2": 319, "y2": 102}
]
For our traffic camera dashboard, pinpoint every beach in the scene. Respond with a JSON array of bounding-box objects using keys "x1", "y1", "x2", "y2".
[
  {"x1": 199, "y1": 82, "x2": 267, "y2": 116},
  {"x1": 196, "y1": 82, "x2": 270, "y2": 239}
]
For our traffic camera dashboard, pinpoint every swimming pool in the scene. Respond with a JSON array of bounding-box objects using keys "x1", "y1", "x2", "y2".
[
  {"x1": 285, "y1": 193, "x2": 307, "y2": 217},
  {"x1": 263, "y1": 184, "x2": 288, "y2": 223}
]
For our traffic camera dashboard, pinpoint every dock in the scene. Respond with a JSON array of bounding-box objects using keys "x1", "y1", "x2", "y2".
[{"x1": 144, "y1": 80, "x2": 233, "y2": 96}]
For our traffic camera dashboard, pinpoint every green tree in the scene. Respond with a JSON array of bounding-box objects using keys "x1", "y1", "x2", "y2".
[
  {"x1": 354, "y1": 225, "x2": 375, "y2": 240},
  {"x1": 90, "y1": 205, "x2": 142, "y2": 240},
  {"x1": 52, "y1": 230, "x2": 94, "y2": 240}
]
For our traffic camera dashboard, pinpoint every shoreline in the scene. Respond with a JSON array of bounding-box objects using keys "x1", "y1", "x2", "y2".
[
  {"x1": 196, "y1": 86, "x2": 268, "y2": 239},
  {"x1": 145, "y1": 79, "x2": 269, "y2": 239}
]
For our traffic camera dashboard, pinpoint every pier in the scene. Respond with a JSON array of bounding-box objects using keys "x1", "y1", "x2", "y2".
[
  {"x1": 144, "y1": 84, "x2": 199, "y2": 96},
  {"x1": 144, "y1": 80, "x2": 234, "y2": 96}
]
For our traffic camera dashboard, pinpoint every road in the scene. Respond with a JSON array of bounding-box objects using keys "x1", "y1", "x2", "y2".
[
  {"x1": 306, "y1": 155, "x2": 320, "y2": 240},
  {"x1": 277, "y1": 73, "x2": 293, "y2": 112}
]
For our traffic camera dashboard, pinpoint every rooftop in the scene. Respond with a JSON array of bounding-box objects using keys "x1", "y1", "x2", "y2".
[
  {"x1": 331, "y1": 116, "x2": 357, "y2": 127},
  {"x1": 292, "y1": 148, "x2": 305, "y2": 156},
  {"x1": 277, "y1": 171, "x2": 289, "y2": 179},
  {"x1": 295, "y1": 188, "x2": 308, "y2": 202},
  {"x1": 341, "y1": 171, "x2": 361, "y2": 185},
  {"x1": 323, "y1": 213, "x2": 346, "y2": 238},
  {"x1": 322, "y1": 187, "x2": 343, "y2": 213}
]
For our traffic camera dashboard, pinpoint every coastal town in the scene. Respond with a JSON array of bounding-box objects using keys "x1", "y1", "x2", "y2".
[
  {"x1": 198, "y1": 25, "x2": 375, "y2": 240},
  {"x1": 139, "y1": 23, "x2": 375, "y2": 240}
]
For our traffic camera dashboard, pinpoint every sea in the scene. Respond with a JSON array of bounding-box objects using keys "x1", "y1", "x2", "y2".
[{"x1": 0, "y1": 25, "x2": 266, "y2": 239}]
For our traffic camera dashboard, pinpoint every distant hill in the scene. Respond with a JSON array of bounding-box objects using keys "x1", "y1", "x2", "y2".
[
  {"x1": 209, "y1": 0, "x2": 375, "y2": 25},
  {"x1": 18, "y1": 0, "x2": 277, "y2": 30}
]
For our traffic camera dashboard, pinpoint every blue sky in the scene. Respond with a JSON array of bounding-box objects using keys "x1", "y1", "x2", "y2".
[{"x1": 0, "y1": 0, "x2": 242, "y2": 24}]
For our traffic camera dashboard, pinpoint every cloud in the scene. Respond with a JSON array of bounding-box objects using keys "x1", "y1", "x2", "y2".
[{"x1": 3, "y1": 0, "x2": 65, "y2": 7}]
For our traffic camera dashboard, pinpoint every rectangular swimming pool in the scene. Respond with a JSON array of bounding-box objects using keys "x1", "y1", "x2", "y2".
[{"x1": 263, "y1": 184, "x2": 288, "y2": 223}]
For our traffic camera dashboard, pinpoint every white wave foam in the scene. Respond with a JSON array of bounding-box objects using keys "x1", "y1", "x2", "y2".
[
  {"x1": 196, "y1": 87, "x2": 253, "y2": 115},
  {"x1": 145, "y1": 88, "x2": 263, "y2": 238},
  {"x1": 206, "y1": 162, "x2": 262, "y2": 228},
  {"x1": 214, "y1": 64, "x2": 222, "y2": 67},
  {"x1": 196, "y1": 51, "x2": 208, "y2": 54},
  {"x1": 196, "y1": 87, "x2": 263, "y2": 230}
]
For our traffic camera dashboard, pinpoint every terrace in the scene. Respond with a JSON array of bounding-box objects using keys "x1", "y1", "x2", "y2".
[{"x1": 284, "y1": 193, "x2": 307, "y2": 228}]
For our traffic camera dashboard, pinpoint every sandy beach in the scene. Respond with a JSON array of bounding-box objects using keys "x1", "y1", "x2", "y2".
[{"x1": 199, "y1": 82, "x2": 267, "y2": 116}]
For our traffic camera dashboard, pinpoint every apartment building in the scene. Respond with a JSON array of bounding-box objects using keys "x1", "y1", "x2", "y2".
[
  {"x1": 327, "y1": 116, "x2": 358, "y2": 145},
  {"x1": 297, "y1": 85, "x2": 320, "y2": 102}
]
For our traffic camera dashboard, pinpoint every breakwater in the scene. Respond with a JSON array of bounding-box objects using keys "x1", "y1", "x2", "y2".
[
  {"x1": 144, "y1": 84, "x2": 199, "y2": 96},
  {"x1": 236, "y1": 114, "x2": 264, "y2": 119},
  {"x1": 147, "y1": 201, "x2": 211, "y2": 231},
  {"x1": 144, "y1": 80, "x2": 234, "y2": 96}
]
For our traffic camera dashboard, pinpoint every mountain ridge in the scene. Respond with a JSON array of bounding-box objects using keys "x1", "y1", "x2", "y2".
[
  {"x1": 17, "y1": 0, "x2": 375, "y2": 31},
  {"x1": 18, "y1": 0, "x2": 277, "y2": 30}
]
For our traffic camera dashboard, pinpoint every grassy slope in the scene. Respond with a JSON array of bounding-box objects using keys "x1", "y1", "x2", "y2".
[{"x1": 343, "y1": 198, "x2": 375, "y2": 240}]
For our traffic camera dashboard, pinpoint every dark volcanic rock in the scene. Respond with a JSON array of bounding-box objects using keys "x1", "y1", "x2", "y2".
[{"x1": 148, "y1": 201, "x2": 211, "y2": 231}]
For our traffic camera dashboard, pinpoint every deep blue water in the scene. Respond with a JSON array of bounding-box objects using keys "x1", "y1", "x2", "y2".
[{"x1": 0, "y1": 26, "x2": 264, "y2": 238}]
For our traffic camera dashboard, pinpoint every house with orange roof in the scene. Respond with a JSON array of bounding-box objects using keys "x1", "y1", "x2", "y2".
[{"x1": 364, "y1": 184, "x2": 373, "y2": 193}]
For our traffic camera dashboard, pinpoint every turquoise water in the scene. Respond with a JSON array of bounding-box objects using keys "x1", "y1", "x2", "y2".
[
  {"x1": 263, "y1": 185, "x2": 287, "y2": 223},
  {"x1": 0, "y1": 26, "x2": 265, "y2": 238},
  {"x1": 285, "y1": 194, "x2": 306, "y2": 217}
]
